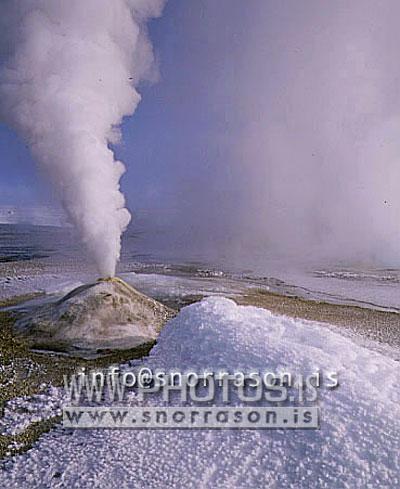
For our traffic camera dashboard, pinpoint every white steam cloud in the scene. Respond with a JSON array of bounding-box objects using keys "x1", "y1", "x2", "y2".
[
  {"x1": 163, "y1": 0, "x2": 400, "y2": 268},
  {"x1": 0, "y1": 0, "x2": 164, "y2": 276}
]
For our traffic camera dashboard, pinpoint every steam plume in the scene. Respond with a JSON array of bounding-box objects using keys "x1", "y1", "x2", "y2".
[{"x1": 0, "y1": 0, "x2": 164, "y2": 276}]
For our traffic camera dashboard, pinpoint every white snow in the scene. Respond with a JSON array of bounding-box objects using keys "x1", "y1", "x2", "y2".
[
  {"x1": 0, "y1": 386, "x2": 65, "y2": 437},
  {"x1": 1, "y1": 297, "x2": 399, "y2": 488}
]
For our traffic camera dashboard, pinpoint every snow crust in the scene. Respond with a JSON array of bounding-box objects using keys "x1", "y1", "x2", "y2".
[{"x1": 1, "y1": 297, "x2": 399, "y2": 488}]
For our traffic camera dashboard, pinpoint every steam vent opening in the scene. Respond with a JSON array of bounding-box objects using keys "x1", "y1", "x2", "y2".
[{"x1": 14, "y1": 277, "x2": 175, "y2": 358}]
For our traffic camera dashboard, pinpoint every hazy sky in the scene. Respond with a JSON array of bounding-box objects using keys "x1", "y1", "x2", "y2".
[{"x1": 2, "y1": 0, "x2": 400, "y2": 266}]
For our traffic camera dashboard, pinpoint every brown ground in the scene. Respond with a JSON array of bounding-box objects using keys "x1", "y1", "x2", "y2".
[{"x1": 235, "y1": 288, "x2": 400, "y2": 351}]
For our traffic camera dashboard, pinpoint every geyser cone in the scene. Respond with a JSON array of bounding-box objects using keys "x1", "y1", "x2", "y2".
[{"x1": 14, "y1": 277, "x2": 174, "y2": 357}]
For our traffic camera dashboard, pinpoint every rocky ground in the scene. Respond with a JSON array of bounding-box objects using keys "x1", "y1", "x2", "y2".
[{"x1": 1, "y1": 259, "x2": 400, "y2": 460}]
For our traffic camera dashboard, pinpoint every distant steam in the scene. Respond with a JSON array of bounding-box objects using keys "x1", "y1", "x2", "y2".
[
  {"x1": 159, "y1": 0, "x2": 400, "y2": 268},
  {"x1": 0, "y1": 0, "x2": 164, "y2": 276}
]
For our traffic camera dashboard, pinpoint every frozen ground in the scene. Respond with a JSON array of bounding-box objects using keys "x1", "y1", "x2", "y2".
[
  {"x1": 1, "y1": 297, "x2": 399, "y2": 488},
  {"x1": 4, "y1": 257, "x2": 400, "y2": 319},
  {"x1": 1, "y1": 223, "x2": 400, "y2": 487},
  {"x1": 3, "y1": 223, "x2": 400, "y2": 313}
]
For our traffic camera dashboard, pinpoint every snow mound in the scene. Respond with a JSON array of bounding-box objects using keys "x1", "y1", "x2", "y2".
[
  {"x1": 3, "y1": 297, "x2": 400, "y2": 488},
  {"x1": 14, "y1": 277, "x2": 174, "y2": 356}
]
